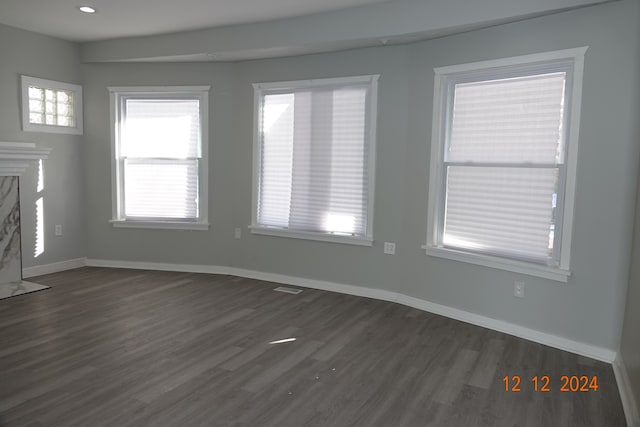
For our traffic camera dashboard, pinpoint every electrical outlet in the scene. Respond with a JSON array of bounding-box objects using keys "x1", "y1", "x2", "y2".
[
  {"x1": 383, "y1": 242, "x2": 396, "y2": 255},
  {"x1": 514, "y1": 281, "x2": 525, "y2": 298},
  {"x1": 55, "y1": 224, "x2": 62, "y2": 236},
  {"x1": 234, "y1": 228, "x2": 242, "y2": 239}
]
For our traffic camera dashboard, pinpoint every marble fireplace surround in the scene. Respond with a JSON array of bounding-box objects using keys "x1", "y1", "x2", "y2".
[{"x1": 0, "y1": 142, "x2": 51, "y2": 298}]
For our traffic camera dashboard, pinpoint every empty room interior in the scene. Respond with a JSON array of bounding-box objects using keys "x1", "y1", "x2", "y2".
[{"x1": 1, "y1": 0, "x2": 639, "y2": 425}]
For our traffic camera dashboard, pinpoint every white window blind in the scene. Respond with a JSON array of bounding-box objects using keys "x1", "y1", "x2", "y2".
[
  {"x1": 119, "y1": 97, "x2": 202, "y2": 220},
  {"x1": 443, "y1": 72, "x2": 567, "y2": 264},
  {"x1": 255, "y1": 77, "x2": 377, "y2": 240}
]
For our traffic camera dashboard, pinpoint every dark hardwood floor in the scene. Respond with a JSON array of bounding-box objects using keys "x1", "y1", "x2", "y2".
[{"x1": 0, "y1": 267, "x2": 626, "y2": 426}]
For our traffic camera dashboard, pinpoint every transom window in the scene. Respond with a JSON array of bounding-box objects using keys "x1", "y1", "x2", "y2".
[
  {"x1": 28, "y1": 87, "x2": 75, "y2": 127},
  {"x1": 21, "y1": 76, "x2": 83, "y2": 135}
]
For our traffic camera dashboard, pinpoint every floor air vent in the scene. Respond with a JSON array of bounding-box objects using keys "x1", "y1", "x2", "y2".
[{"x1": 273, "y1": 286, "x2": 303, "y2": 295}]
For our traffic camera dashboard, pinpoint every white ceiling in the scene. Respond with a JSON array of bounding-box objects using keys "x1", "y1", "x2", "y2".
[{"x1": 0, "y1": 0, "x2": 391, "y2": 42}]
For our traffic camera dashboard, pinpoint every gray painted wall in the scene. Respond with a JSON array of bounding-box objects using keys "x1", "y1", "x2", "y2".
[
  {"x1": 0, "y1": 24, "x2": 86, "y2": 269},
  {"x1": 229, "y1": 45, "x2": 411, "y2": 284},
  {"x1": 621, "y1": 162, "x2": 640, "y2": 422},
  {"x1": 80, "y1": 0, "x2": 612, "y2": 62},
  {"x1": 619, "y1": 0, "x2": 640, "y2": 412},
  {"x1": 82, "y1": 62, "x2": 236, "y2": 267},
  {"x1": 81, "y1": 0, "x2": 640, "y2": 352},
  {"x1": 230, "y1": 0, "x2": 640, "y2": 351}
]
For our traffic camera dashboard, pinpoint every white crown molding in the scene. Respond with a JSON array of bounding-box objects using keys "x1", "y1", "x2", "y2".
[{"x1": 0, "y1": 142, "x2": 51, "y2": 176}]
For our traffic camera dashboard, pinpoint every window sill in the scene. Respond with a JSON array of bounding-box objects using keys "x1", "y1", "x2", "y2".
[
  {"x1": 23, "y1": 123, "x2": 83, "y2": 135},
  {"x1": 423, "y1": 245, "x2": 570, "y2": 282},
  {"x1": 250, "y1": 226, "x2": 373, "y2": 247},
  {"x1": 110, "y1": 220, "x2": 209, "y2": 231}
]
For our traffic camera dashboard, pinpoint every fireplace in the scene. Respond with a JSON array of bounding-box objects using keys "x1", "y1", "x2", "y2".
[{"x1": 0, "y1": 142, "x2": 51, "y2": 298}]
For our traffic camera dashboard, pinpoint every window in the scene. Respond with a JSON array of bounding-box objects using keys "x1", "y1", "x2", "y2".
[
  {"x1": 108, "y1": 86, "x2": 209, "y2": 230},
  {"x1": 426, "y1": 48, "x2": 587, "y2": 281},
  {"x1": 21, "y1": 76, "x2": 83, "y2": 135},
  {"x1": 251, "y1": 75, "x2": 379, "y2": 246}
]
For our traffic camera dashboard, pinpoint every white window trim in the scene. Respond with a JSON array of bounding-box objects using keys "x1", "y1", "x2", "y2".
[
  {"x1": 21, "y1": 76, "x2": 84, "y2": 135},
  {"x1": 109, "y1": 220, "x2": 209, "y2": 231},
  {"x1": 250, "y1": 75, "x2": 379, "y2": 246},
  {"x1": 108, "y1": 85, "x2": 210, "y2": 231},
  {"x1": 250, "y1": 226, "x2": 373, "y2": 246},
  {"x1": 425, "y1": 47, "x2": 588, "y2": 282},
  {"x1": 422, "y1": 244, "x2": 571, "y2": 282}
]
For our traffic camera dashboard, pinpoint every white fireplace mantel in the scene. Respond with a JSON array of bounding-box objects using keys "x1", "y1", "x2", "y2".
[
  {"x1": 0, "y1": 142, "x2": 51, "y2": 176},
  {"x1": 0, "y1": 141, "x2": 52, "y2": 297}
]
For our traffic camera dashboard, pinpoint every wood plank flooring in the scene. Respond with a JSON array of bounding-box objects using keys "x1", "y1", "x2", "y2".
[{"x1": 0, "y1": 267, "x2": 627, "y2": 426}]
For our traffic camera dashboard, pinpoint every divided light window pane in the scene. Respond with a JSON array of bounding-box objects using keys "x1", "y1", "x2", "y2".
[
  {"x1": 122, "y1": 99, "x2": 201, "y2": 158},
  {"x1": 257, "y1": 83, "x2": 370, "y2": 237},
  {"x1": 447, "y1": 73, "x2": 566, "y2": 164},
  {"x1": 443, "y1": 72, "x2": 567, "y2": 264},
  {"x1": 120, "y1": 98, "x2": 201, "y2": 220},
  {"x1": 28, "y1": 86, "x2": 75, "y2": 127},
  {"x1": 444, "y1": 166, "x2": 558, "y2": 261},
  {"x1": 124, "y1": 159, "x2": 198, "y2": 219}
]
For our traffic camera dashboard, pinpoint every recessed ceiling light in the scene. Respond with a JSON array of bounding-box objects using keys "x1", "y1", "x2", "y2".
[{"x1": 78, "y1": 6, "x2": 97, "y2": 13}]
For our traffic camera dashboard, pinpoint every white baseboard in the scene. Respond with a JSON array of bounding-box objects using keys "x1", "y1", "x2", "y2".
[
  {"x1": 613, "y1": 355, "x2": 640, "y2": 427},
  {"x1": 226, "y1": 267, "x2": 400, "y2": 304},
  {"x1": 85, "y1": 258, "x2": 616, "y2": 363},
  {"x1": 86, "y1": 258, "x2": 229, "y2": 275},
  {"x1": 396, "y1": 293, "x2": 615, "y2": 363},
  {"x1": 22, "y1": 257, "x2": 87, "y2": 278}
]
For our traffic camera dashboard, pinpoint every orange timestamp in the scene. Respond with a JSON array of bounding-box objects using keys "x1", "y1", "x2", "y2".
[{"x1": 503, "y1": 375, "x2": 599, "y2": 392}]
